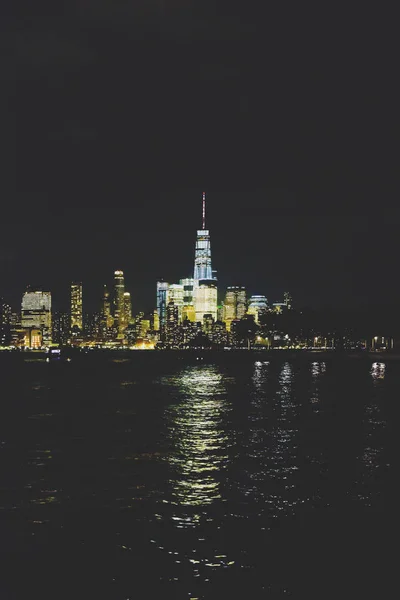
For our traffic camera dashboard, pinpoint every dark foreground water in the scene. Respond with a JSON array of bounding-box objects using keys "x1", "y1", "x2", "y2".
[{"x1": 0, "y1": 353, "x2": 395, "y2": 598}]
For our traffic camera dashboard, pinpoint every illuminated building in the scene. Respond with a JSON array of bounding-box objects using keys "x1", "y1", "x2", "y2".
[
  {"x1": 23, "y1": 328, "x2": 42, "y2": 349},
  {"x1": 99, "y1": 285, "x2": 114, "y2": 340},
  {"x1": 211, "y1": 320, "x2": 228, "y2": 346},
  {"x1": 70, "y1": 282, "x2": 82, "y2": 330},
  {"x1": 21, "y1": 288, "x2": 52, "y2": 345},
  {"x1": 124, "y1": 324, "x2": 137, "y2": 345},
  {"x1": 113, "y1": 270, "x2": 125, "y2": 337},
  {"x1": 195, "y1": 280, "x2": 218, "y2": 323},
  {"x1": 247, "y1": 295, "x2": 268, "y2": 324},
  {"x1": 152, "y1": 309, "x2": 160, "y2": 332},
  {"x1": 84, "y1": 312, "x2": 101, "y2": 341},
  {"x1": 134, "y1": 312, "x2": 144, "y2": 339},
  {"x1": 157, "y1": 280, "x2": 169, "y2": 338},
  {"x1": 182, "y1": 304, "x2": 196, "y2": 322},
  {"x1": 166, "y1": 301, "x2": 179, "y2": 346},
  {"x1": 140, "y1": 319, "x2": 151, "y2": 338},
  {"x1": 180, "y1": 278, "x2": 195, "y2": 322},
  {"x1": 167, "y1": 284, "x2": 184, "y2": 323},
  {"x1": 123, "y1": 292, "x2": 132, "y2": 326},
  {"x1": 193, "y1": 193, "x2": 218, "y2": 323},
  {"x1": 217, "y1": 303, "x2": 224, "y2": 322},
  {"x1": 203, "y1": 313, "x2": 214, "y2": 336},
  {"x1": 181, "y1": 278, "x2": 194, "y2": 304},
  {"x1": 181, "y1": 318, "x2": 199, "y2": 345},
  {"x1": 0, "y1": 298, "x2": 11, "y2": 346},
  {"x1": 223, "y1": 286, "x2": 246, "y2": 331},
  {"x1": 194, "y1": 193, "x2": 213, "y2": 281},
  {"x1": 273, "y1": 302, "x2": 285, "y2": 314},
  {"x1": 101, "y1": 285, "x2": 113, "y2": 326},
  {"x1": 52, "y1": 312, "x2": 70, "y2": 345}
]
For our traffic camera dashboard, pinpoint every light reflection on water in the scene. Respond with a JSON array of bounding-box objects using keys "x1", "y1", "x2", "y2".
[
  {"x1": 352, "y1": 362, "x2": 388, "y2": 507},
  {"x1": 163, "y1": 366, "x2": 231, "y2": 512},
  {"x1": 0, "y1": 356, "x2": 393, "y2": 597},
  {"x1": 241, "y1": 361, "x2": 302, "y2": 516}
]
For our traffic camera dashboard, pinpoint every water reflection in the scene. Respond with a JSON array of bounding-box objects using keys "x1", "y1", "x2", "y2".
[
  {"x1": 235, "y1": 361, "x2": 302, "y2": 517},
  {"x1": 310, "y1": 361, "x2": 326, "y2": 413},
  {"x1": 353, "y1": 361, "x2": 388, "y2": 507},
  {"x1": 165, "y1": 366, "x2": 230, "y2": 510}
]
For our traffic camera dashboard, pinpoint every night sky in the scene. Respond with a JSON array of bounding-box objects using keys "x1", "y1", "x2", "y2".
[{"x1": 3, "y1": 2, "x2": 398, "y2": 314}]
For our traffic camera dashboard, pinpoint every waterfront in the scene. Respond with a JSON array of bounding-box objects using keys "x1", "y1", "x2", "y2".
[{"x1": 0, "y1": 354, "x2": 394, "y2": 598}]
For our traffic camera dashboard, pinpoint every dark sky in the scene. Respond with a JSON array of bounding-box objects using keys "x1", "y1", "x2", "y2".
[{"x1": 2, "y1": 2, "x2": 399, "y2": 314}]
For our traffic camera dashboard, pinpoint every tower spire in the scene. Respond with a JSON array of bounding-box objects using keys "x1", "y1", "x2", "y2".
[{"x1": 202, "y1": 192, "x2": 206, "y2": 230}]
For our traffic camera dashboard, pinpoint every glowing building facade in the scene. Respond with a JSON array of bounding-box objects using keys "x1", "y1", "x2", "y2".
[
  {"x1": 180, "y1": 278, "x2": 195, "y2": 322},
  {"x1": 21, "y1": 289, "x2": 52, "y2": 344},
  {"x1": 157, "y1": 280, "x2": 169, "y2": 337},
  {"x1": 0, "y1": 298, "x2": 11, "y2": 346},
  {"x1": 193, "y1": 193, "x2": 218, "y2": 323},
  {"x1": 123, "y1": 292, "x2": 132, "y2": 326},
  {"x1": 70, "y1": 282, "x2": 83, "y2": 330},
  {"x1": 167, "y1": 284, "x2": 184, "y2": 323},
  {"x1": 247, "y1": 295, "x2": 268, "y2": 324},
  {"x1": 223, "y1": 286, "x2": 247, "y2": 331},
  {"x1": 113, "y1": 270, "x2": 125, "y2": 337}
]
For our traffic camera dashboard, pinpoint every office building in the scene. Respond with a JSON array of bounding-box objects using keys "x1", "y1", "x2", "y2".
[
  {"x1": 123, "y1": 292, "x2": 132, "y2": 326},
  {"x1": 166, "y1": 301, "x2": 179, "y2": 346},
  {"x1": 223, "y1": 286, "x2": 247, "y2": 331},
  {"x1": 152, "y1": 309, "x2": 160, "y2": 332},
  {"x1": 52, "y1": 311, "x2": 70, "y2": 345},
  {"x1": 180, "y1": 277, "x2": 195, "y2": 322},
  {"x1": 182, "y1": 304, "x2": 196, "y2": 322},
  {"x1": 157, "y1": 280, "x2": 169, "y2": 337},
  {"x1": 0, "y1": 298, "x2": 11, "y2": 346},
  {"x1": 247, "y1": 295, "x2": 268, "y2": 324},
  {"x1": 167, "y1": 284, "x2": 184, "y2": 323},
  {"x1": 195, "y1": 280, "x2": 218, "y2": 322},
  {"x1": 193, "y1": 193, "x2": 218, "y2": 322},
  {"x1": 21, "y1": 288, "x2": 52, "y2": 345},
  {"x1": 113, "y1": 270, "x2": 125, "y2": 337},
  {"x1": 70, "y1": 282, "x2": 83, "y2": 330}
]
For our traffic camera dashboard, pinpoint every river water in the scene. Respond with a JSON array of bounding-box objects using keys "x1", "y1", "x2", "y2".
[{"x1": 0, "y1": 354, "x2": 394, "y2": 598}]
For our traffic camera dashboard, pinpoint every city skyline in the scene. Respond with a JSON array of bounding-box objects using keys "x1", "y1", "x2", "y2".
[
  {"x1": 0, "y1": 193, "x2": 299, "y2": 315},
  {"x1": 2, "y1": 198, "x2": 400, "y2": 316}
]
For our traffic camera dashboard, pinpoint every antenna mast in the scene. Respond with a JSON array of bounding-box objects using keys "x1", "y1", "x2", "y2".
[{"x1": 202, "y1": 192, "x2": 206, "y2": 230}]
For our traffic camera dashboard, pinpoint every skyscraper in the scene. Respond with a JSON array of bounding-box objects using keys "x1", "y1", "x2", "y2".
[
  {"x1": 166, "y1": 301, "x2": 179, "y2": 346},
  {"x1": 167, "y1": 284, "x2": 184, "y2": 323},
  {"x1": 193, "y1": 193, "x2": 218, "y2": 322},
  {"x1": 180, "y1": 277, "x2": 195, "y2": 321},
  {"x1": 113, "y1": 270, "x2": 125, "y2": 337},
  {"x1": 157, "y1": 280, "x2": 169, "y2": 338},
  {"x1": 223, "y1": 286, "x2": 247, "y2": 331},
  {"x1": 123, "y1": 292, "x2": 132, "y2": 326},
  {"x1": 193, "y1": 192, "x2": 213, "y2": 281},
  {"x1": 70, "y1": 282, "x2": 83, "y2": 330},
  {"x1": 21, "y1": 288, "x2": 52, "y2": 344}
]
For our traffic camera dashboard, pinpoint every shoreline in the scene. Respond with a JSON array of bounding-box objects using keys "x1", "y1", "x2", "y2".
[{"x1": 1, "y1": 348, "x2": 399, "y2": 361}]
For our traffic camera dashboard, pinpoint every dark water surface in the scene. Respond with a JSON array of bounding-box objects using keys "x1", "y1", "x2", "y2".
[{"x1": 0, "y1": 354, "x2": 395, "y2": 598}]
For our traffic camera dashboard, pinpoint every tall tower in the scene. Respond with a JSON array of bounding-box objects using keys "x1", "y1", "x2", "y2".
[
  {"x1": 193, "y1": 193, "x2": 218, "y2": 323},
  {"x1": 113, "y1": 270, "x2": 125, "y2": 337},
  {"x1": 194, "y1": 192, "x2": 213, "y2": 281},
  {"x1": 70, "y1": 282, "x2": 83, "y2": 330}
]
